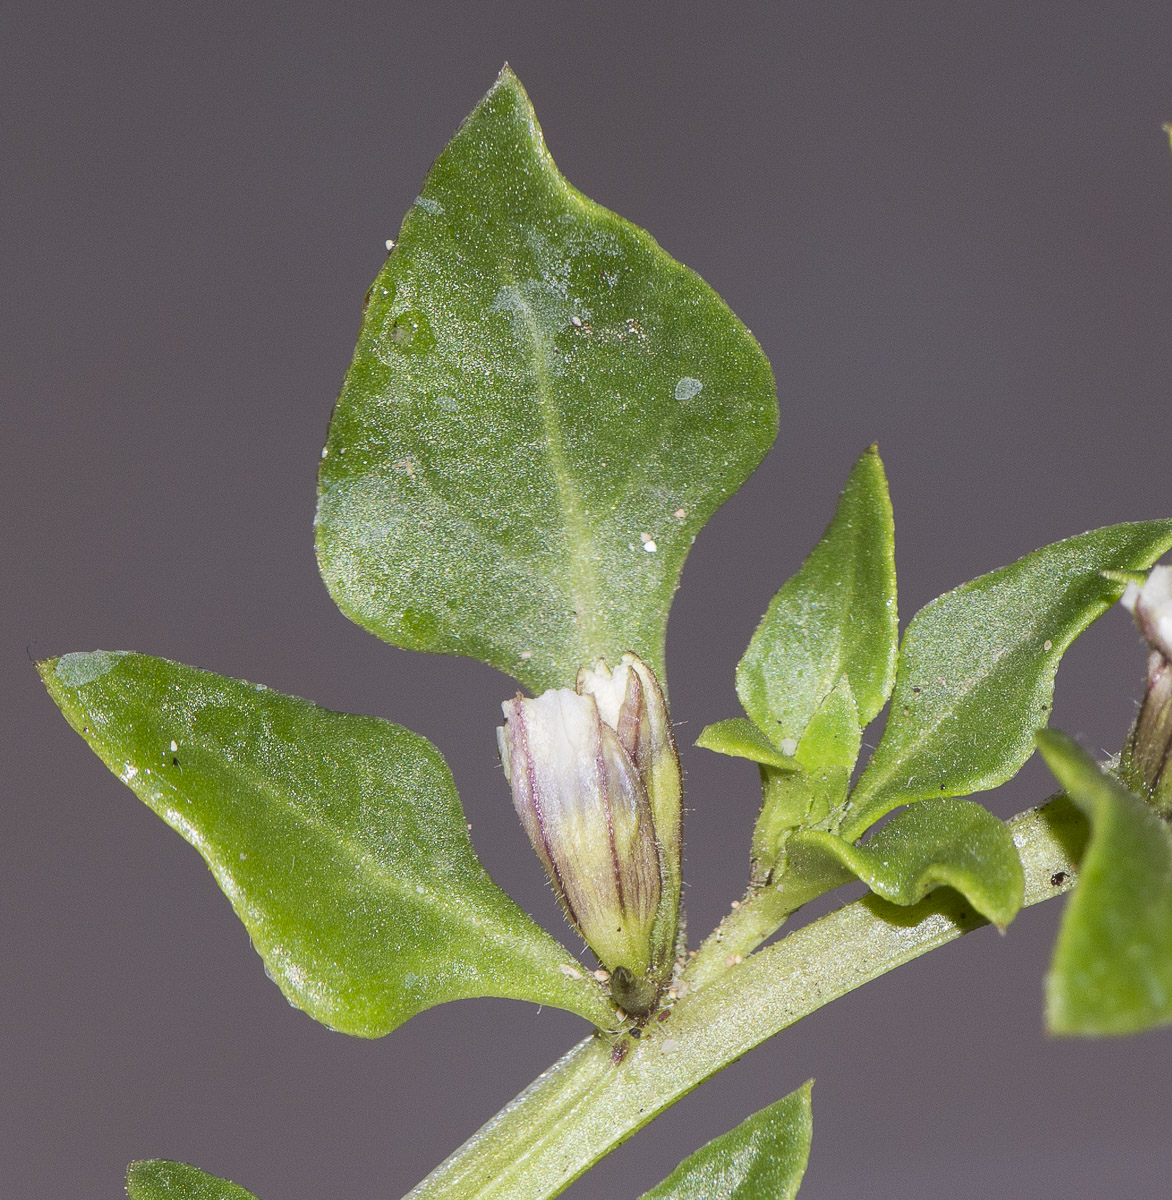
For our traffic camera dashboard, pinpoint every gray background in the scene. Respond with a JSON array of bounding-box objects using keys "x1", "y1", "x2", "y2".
[{"x1": 5, "y1": 2, "x2": 1172, "y2": 1196}]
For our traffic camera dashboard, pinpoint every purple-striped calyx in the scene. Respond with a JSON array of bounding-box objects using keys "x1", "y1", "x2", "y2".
[
  {"x1": 1120, "y1": 565, "x2": 1172, "y2": 815},
  {"x1": 498, "y1": 654, "x2": 682, "y2": 1015}
]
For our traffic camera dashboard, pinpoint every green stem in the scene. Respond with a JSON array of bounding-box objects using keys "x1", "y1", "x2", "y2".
[
  {"x1": 683, "y1": 859, "x2": 844, "y2": 988},
  {"x1": 403, "y1": 797, "x2": 1085, "y2": 1200}
]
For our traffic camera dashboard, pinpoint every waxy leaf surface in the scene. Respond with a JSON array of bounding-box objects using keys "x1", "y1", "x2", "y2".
[
  {"x1": 40, "y1": 652, "x2": 613, "y2": 1036},
  {"x1": 1038, "y1": 730, "x2": 1172, "y2": 1035},
  {"x1": 127, "y1": 1160, "x2": 260, "y2": 1200},
  {"x1": 316, "y1": 69, "x2": 777, "y2": 693},
  {"x1": 640, "y1": 1080, "x2": 813, "y2": 1200},
  {"x1": 788, "y1": 798, "x2": 1025, "y2": 930},
  {"x1": 842, "y1": 521, "x2": 1172, "y2": 839},
  {"x1": 737, "y1": 446, "x2": 896, "y2": 756}
]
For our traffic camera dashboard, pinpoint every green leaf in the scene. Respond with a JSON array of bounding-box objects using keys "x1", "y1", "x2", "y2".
[
  {"x1": 747, "y1": 685, "x2": 860, "y2": 877},
  {"x1": 750, "y1": 765, "x2": 848, "y2": 882},
  {"x1": 842, "y1": 520, "x2": 1172, "y2": 840},
  {"x1": 39, "y1": 652, "x2": 613, "y2": 1036},
  {"x1": 695, "y1": 717, "x2": 800, "y2": 769},
  {"x1": 736, "y1": 445, "x2": 897, "y2": 754},
  {"x1": 793, "y1": 676, "x2": 862, "y2": 775},
  {"x1": 786, "y1": 798, "x2": 1025, "y2": 930},
  {"x1": 315, "y1": 68, "x2": 777, "y2": 694},
  {"x1": 749, "y1": 660, "x2": 863, "y2": 881},
  {"x1": 126, "y1": 1160, "x2": 260, "y2": 1200},
  {"x1": 640, "y1": 1080, "x2": 813, "y2": 1200},
  {"x1": 1037, "y1": 730, "x2": 1172, "y2": 1035}
]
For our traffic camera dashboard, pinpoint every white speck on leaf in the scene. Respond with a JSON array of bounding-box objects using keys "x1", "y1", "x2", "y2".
[
  {"x1": 170, "y1": 740, "x2": 178, "y2": 752},
  {"x1": 674, "y1": 376, "x2": 703, "y2": 402},
  {"x1": 640, "y1": 533, "x2": 657, "y2": 552},
  {"x1": 780, "y1": 737, "x2": 798, "y2": 756}
]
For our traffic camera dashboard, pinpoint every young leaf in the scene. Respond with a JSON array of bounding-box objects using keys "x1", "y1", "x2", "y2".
[
  {"x1": 736, "y1": 445, "x2": 897, "y2": 753},
  {"x1": 695, "y1": 717, "x2": 800, "y2": 769},
  {"x1": 315, "y1": 68, "x2": 777, "y2": 694},
  {"x1": 750, "y1": 635, "x2": 866, "y2": 878},
  {"x1": 127, "y1": 1160, "x2": 260, "y2": 1200},
  {"x1": 841, "y1": 520, "x2": 1172, "y2": 840},
  {"x1": 39, "y1": 652, "x2": 614, "y2": 1035},
  {"x1": 746, "y1": 686, "x2": 862, "y2": 877},
  {"x1": 1037, "y1": 730, "x2": 1172, "y2": 1035},
  {"x1": 786, "y1": 798, "x2": 1025, "y2": 930},
  {"x1": 792, "y1": 676, "x2": 862, "y2": 775},
  {"x1": 639, "y1": 1080, "x2": 813, "y2": 1200},
  {"x1": 751, "y1": 765, "x2": 849, "y2": 882}
]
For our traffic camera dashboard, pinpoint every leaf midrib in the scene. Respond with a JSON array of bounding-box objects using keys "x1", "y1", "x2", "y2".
[
  {"x1": 847, "y1": 600, "x2": 1063, "y2": 822},
  {"x1": 103, "y1": 719, "x2": 542, "y2": 962},
  {"x1": 500, "y1": 266, "x2": 605, "y2": 668}
]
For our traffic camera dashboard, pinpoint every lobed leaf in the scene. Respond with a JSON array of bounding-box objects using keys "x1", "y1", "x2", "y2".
[
  {"x1": 40, "y1": 652, "x2": 613, "y2": 1036},
  {"x1": 639, "y1": 1080, "x2": 813, "y2": 1200},
  {"x1": 787, "y1": 799, "x2": 1025, "y2": 930},
  {"x1": 842, "y1": 520, "x2": 1172, "y2": 839},
  {"x1": 1037, "y1": 730, "x2": 1172, "y2": 1035},
  {"x1": 126, "y1": 1160, "x2": 260, "y2": 1200},
  {"x1": 736, "y1": 445, "x2": 897, "y2": 753},
  {"x1": 315, "y1": 68, "x2": 778, "y2": 694}
]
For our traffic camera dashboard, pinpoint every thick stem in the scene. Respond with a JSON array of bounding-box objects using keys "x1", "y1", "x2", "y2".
[{"x1": 403, "y1": 797, "x2": 1085, "y2": 1200}]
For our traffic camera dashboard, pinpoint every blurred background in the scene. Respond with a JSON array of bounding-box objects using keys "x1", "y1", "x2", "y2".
[{"x1": 4, "y1": 2, "x2": 1172, "y2": 1196}]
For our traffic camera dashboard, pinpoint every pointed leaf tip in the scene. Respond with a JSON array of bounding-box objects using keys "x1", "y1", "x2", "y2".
[
  {"x1": 737, "y1": 445, "x2": 897, "y2": 758},
  {"x1": 127, "y1": 1160, "x2": 261, "y2": 1200},
  {"x1": 316, "y1": 73, "x2": 777, "y2": 693},
  {"x1": 41, "y1": 651, "x2": 614, "y2": 1035},
  {"x1": 695, "y1": 717, "x2": 801, "y2": 769},
  {"x1": 640, "y1": 1080, "x2": 814, "y2": 1199}
]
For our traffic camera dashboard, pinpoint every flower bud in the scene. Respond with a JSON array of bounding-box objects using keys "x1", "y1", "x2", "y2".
[
  {"x1": 1120, "y1": 566, "x2": 1172, "y2": 815},
  {"x1": 498, "y1": 655, "x2": 682, "y2": 1012}
]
